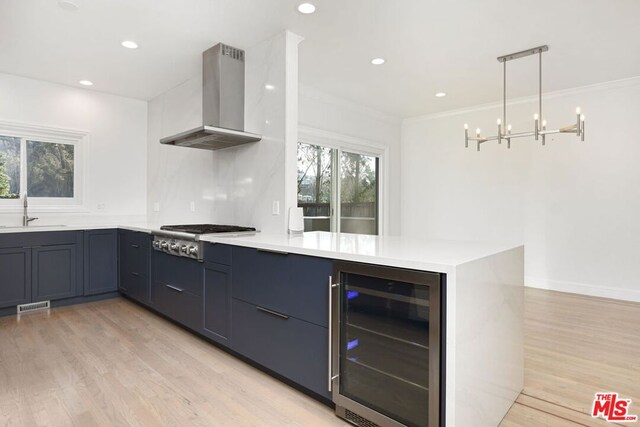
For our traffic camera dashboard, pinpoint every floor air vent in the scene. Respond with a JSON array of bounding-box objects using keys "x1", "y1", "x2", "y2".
[
  {"x1": 17, "y1": 301, "x2": 50, "y2": 314},
  {"x1": 345, "y1": 409, "x2": 380, "y2": 427}
]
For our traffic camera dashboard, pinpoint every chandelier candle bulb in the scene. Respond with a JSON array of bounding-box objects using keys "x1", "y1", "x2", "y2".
[
  {"x1": 464, "y1": 124, "x2": 469, "y2": 148},
  {"x1": 497, "y1": 119, "x2": 502, "y2": 144},
  {"x1": 542, "y1": 120, "x2": 547, "y2": 146},
  {"x1": 581, "y1": 115, "x2": 585, "y2": 141},
  {"x1": 576, "y1": 109, "x2": 582, "y2": 136},
  {"x1": 507, "y1": 125, "x2": 512, "y2": 149},
  {"x1": 534, "y1": 114, "x2": 539, "y2": 140}
]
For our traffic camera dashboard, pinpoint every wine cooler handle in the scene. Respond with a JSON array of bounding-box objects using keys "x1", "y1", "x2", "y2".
[{"x1": 328, "y1": 276, "x2": 340, "y2": 392}]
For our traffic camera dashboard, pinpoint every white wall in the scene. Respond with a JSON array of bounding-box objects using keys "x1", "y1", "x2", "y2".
[
  {"x1": 0, "y1": 72, "x2": 147, "y2": 225},
  {"x1": 147, "y1": 31, "x2": 302, "y2": 233},
  {"x1": 299, "y1": 85, "x2": 403, "y2": 235},
  {"x1": 401, "y1": 77, "x2": 640, "y2": 302}
]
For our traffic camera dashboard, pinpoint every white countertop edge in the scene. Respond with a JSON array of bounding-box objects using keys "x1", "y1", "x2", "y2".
[{"x1": 0, "y1": 224, "x2": 522, "y2": 272}]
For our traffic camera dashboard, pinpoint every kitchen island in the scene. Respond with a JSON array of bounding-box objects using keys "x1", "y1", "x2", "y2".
[{"x1": 197, "y1": 231, "x2": 525, "y2": 427}]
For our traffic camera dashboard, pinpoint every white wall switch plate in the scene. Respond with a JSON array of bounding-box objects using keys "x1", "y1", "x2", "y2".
[
  {"x1": 190, "y1": 201, "x2": 196, "y2": 212},
  {"x1": 153, "y1": 202, "x2": 160, "y2": 212},
  {"x1": 272, "y1": 200, "x2": 280, "y2": 215},
  {"x1": 97, "y1": 203, "x2": 106, "y2": 211}
]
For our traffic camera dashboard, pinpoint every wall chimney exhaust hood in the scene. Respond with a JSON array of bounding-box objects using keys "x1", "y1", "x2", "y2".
[{"x1": 160, "y1": 43, "x2": 262, "y2": 150}]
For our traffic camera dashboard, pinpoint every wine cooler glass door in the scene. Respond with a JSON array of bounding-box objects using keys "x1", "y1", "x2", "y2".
[{"x1": 332, "y1": 263, "x2": 441, "y2": 427}]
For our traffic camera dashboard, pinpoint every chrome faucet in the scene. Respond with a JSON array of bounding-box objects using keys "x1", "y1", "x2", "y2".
[{"x1": 22, "y1": 193, "x2": 38, "y2": 226}]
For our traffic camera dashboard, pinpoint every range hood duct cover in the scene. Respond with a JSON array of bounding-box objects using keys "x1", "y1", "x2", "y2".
[{"x1": 160, "y1": 43, "x2": 262, "y2": 150}]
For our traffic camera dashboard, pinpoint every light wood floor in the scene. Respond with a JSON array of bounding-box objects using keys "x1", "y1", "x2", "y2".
[
  {"x1": 501, "y1": 288, "x2": 640, "y2": 427},
  {"x1": 0, "y1": 288, "x2": 638, "y2": 426}
]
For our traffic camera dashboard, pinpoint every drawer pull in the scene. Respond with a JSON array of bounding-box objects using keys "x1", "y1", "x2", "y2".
[
  {"x1": 131, "y1": 244, "x2": 140, "y2": 248},
  {"x1": 165, "y1": 284, "x2": 184, "y2": 293},
  {"x1": 131, "y1": 272, "x2": 140, "y2": 277},
  {"x1": 257, "y1": 248, "x2": 288, "y2": 256},
  {"x1": 256, "y1": 306, "x2": 289, "y2": 320}
]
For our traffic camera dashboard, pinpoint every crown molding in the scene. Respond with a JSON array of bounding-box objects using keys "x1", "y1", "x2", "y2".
[{"x1": 403, "y1": 75, "x2": 640, "y2": 125}]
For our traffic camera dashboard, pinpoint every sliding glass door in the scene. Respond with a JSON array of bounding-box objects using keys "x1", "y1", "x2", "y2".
[{"x1": 297, "y1": 142, "x2": 380, "y2": 235}]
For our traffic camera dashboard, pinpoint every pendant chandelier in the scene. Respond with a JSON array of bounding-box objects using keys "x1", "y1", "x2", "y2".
[{"x1": 464, "y1": 45, "x2": 585, "y2": 151}]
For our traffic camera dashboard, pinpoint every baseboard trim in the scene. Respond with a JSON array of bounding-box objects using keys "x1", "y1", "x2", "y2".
[{"x1": 525, "y1": 276, "x2": 640, "y2": 303}]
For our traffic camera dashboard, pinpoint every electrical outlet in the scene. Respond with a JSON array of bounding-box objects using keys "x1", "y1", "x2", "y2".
[
  {"x1": 190, "y1": 201, "x2": 196, "y2": 212},
  {"x1": 153, "y1": 202, "x2": 160, "y2": 212},
  {"x1": 97, "y1": 203, "x2": 106, "y2": 211},
  {"x1": 272, "y1": 200, "x2": 280, "y2": 215}
]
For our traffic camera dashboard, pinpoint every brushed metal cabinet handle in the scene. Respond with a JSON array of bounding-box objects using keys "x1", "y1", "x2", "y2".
[
  {"x1": 165, "y1": 284, "x2": 184, "y2": 293},
  {"x1": 257, "y1": 248, "x2": 289, "y2": 256},
  {"x1": 131, "y1": 244, "x2": 140, "y2": 248},
  {"x1": 329, "y1": 278, "x2": 340, "y2": 392},
  {"x1": 131, "y1": 272, "x2": 140, "y2": 277},
  {"x1": 256, "y1": 306, "x2": 289, "y2": 319}
]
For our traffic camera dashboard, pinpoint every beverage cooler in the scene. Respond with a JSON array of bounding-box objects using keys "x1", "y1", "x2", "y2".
[{"x1": 330, "y1": 261, "x2": 443, "y2": 427}]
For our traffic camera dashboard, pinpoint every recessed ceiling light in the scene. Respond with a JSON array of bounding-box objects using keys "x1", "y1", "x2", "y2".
[
  {"x1": 121, "y1": 40, "x2": 139, "y2": 49},
  {"x1": 58, "y1": 0, "x2": 79, "y2": 11},
  {"x1": 435, "y1": 92, "x2": 447, "y2": 98},
  {"x1": 79, "y1": 80, "x2": 93, "y2": 86},
  {"x1": 264, "y1": 84, "x2": 275, "y2": 90},
  {"x1": 297, "y1": 3, "x2": 316, "y2": 14},
  {"x1": 371, "y1": 58, "x2": 385, "y2": 65}
]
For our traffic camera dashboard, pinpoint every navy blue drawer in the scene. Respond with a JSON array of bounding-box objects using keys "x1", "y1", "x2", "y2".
[
  {"x1": 150, "y1": 280, "x2": 203, "y2": 331},
  {"x1": 203, "y1": 243, "x2": 232, "y2": 265},
  {"x1": 0, "y1": 230, "x2": 80, "y2": 249},
  {"x1": 231, "y1": 298, "x2": 330, "y2": 399},
  {"x1": 119, "y1": 270, "x2": 148, "y2": 302},
  {"x1": 119, "y1": 231, "x2": 149, "y2": 277},
  {"x1": 231, "y1": 246, "x2": 332, "y2": 327},
  {"x1": 152, "y1": 251, "x2": 203, "y2": 297}
]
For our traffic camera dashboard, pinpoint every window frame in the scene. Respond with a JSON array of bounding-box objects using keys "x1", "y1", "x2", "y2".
[
  {"x1": 0, "y1": 120, "x2": 88, "y2": 213},
  {"x1": 298, "y1": 126, "x2": 388, "y2": 236}
]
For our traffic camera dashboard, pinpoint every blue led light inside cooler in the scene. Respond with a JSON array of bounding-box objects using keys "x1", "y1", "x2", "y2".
[
  {"x1": 347, "y1": 339, "x2": 359, "y2": 350},
  {"x1": 347, "y1": 291, "x2": 359, "y2": 300}
]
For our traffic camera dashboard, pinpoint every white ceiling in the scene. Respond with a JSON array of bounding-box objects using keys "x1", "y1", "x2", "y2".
[{"x1": 1, "y1": 0, "x2": 639, "y2": 118}]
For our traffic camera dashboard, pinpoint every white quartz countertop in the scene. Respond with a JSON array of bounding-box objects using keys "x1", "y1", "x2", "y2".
[
  {"x1": 0, "y1": 223, "x2": 521, "y2": 273},
  {"x1": 200, "y1": 231, "x2": 522, "y2": 273}
]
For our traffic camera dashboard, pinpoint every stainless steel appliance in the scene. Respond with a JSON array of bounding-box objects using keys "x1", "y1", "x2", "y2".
[
  {"x1": 160, "y1": 43, "x2": 262, "y2": 150},
  {"x1": 152, "y1": 224, "x2": 256, "y2": 261},
  {"x1": 330, "y1": 261, "x2": 443, "y2": 427}
]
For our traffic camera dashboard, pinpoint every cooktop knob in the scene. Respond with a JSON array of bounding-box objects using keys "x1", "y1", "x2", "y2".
[
  {"x1": 170, "y1": 243, "x2": 179, "y2": 251},
  {"x1": 160, "y1": 241, "x2": 169, "y2": 249},
  {"x1": 188, "y1": 246, "x2": 198, "y2": 255},
  {"x1": 180, "y1": 245, "x2": 188, "y2": 253},
  {"x1": 152, "y1": 241, "x2": 160, "y2": 248}
]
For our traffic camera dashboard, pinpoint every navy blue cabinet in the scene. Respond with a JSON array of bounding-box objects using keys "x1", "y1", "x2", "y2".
[
  {"x1": 232, "y1": 299, "x2": 330, "y2": 399},
  {"x1": 232, "y1": 247, "x2": 332, "y2": 327},
  {"x1": 149, "y1": 250, "x2": 203, "y2": 331},
  {"x1": 118, "y1": 230, "x2": 151, "y2": 304},
  {"x1": 0, "y1": 248, "x2": 31, "y2": 309},
  {"x1": 0, "y1": 231, "x2": 83, "y2": 309},
  {"x1": 32, "y1": 244, "x2": 78, "y2": 301},
  {"x1": 84, "y1": 229, "x2": 118, "y2": 296},
  {"x1": 203, "y1": 261, "x2": 232, "y2": 345},
  {"x1": 230, "y1": 246, "x2": 333, "y2": 398}
]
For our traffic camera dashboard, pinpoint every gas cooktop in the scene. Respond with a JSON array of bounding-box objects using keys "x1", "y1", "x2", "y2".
[{"x1": 160, "y1": 224, "x2": 256, "y2": 235}]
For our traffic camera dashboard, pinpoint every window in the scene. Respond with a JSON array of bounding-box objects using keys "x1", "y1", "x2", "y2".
[
  {"x1": 0, "y1": 121, "x2": 85, "y2": 210},
  {"x1": 297, "y1": 141, "x2": 380, "y2": 235}
]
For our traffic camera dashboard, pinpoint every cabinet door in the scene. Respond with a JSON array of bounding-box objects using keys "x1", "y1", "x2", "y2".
[
  {"x1": 84, "y1": 229, "x2": 118, "y2": 296},
  {"x1": 203, "y1": 262, "x2": 232, "y2": 345},
  {"x1": 0, "y1": 248, "x2": 31, "y2": 308},
  {"x1": 32, "y1": 244, "x2": 77, "y2": 301},
  {"x1": 118, "y1": 230, "x2": 150, "y2": 303}
]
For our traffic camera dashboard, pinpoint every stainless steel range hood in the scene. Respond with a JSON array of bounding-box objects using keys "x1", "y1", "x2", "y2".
[{"x1": 160, "y1": 43, "x2": 261, "y2": 150}]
